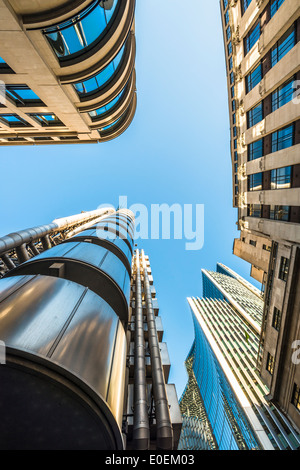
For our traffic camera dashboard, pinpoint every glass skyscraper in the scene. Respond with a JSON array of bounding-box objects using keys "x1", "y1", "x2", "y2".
[{"x1": 179, "y1": 263, "x2": 300, "y2": 450}]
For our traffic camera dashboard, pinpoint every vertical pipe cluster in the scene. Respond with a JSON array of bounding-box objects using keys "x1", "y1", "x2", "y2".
[
  {"x1": 141, "y1": 250, "x2": 174, "y2": 450},
  {"x1": 133, "y1": 249, "x2": 150, "y2": 450}
]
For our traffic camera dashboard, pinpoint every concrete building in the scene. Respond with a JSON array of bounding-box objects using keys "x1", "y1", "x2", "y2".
[
  {"x1": 180, "y1": 264, "x2": 300, "y2": 450},
  {"x1": 220, "y1": 0, "x2": 300, "y2": 431},
  {"x1": 0, "y1": 0, "x2": 136, "y2": 145},
  {"x1": 0, "y1": 208, "x2": 181, "y2": 450}
]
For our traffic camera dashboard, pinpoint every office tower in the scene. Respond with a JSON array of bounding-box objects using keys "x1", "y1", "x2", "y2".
[
  {"x1": 0, "y1": 208, "x2": 181, "y2": 450},
  {"x1": 220, "y1": 0, "x2": 300, "y2": 429},
  {"x1": 0, "y1": 0, "x2": 136, "y2": 145},
  {"x1": 180, "y1": 263, "x2": 300, "y2": 450}
]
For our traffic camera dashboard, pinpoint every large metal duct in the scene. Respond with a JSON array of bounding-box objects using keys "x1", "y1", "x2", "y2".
[
  {"x1": 141, "y1": 250, "x2": 174, "y2": 450},
  {"x1": 132, "y1": 250, "x2": 150, "y2": 450},
  {"x1": 0, "y1": 209, "x2": 135, "y2": 450}
]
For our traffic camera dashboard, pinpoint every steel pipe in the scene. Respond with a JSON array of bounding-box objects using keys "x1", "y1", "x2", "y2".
[
  {"x1": 141, "y1": 250, "x2": 173, "y2": 450},
  {"x1": 132, "y1": 250, "x2": 150, "y2": 450},
  {"x1": 0, "y1": 208, "x2": 114, "y2": 256}
]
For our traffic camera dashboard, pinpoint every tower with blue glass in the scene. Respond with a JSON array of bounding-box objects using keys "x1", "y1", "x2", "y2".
[{"x1": 179, "y1": 263, "x2": 300, "y2": 450}]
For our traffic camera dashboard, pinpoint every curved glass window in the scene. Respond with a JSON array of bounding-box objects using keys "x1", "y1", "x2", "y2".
[
  {"x1": 74, "y1": 44, "x2": 125, "y2": 96},
  {"x1": 88, "y1": 87, "x2": 125, "y2": 119},
  {"x1": 44, "y1": 0, "x2": 119, "y2": 59}
]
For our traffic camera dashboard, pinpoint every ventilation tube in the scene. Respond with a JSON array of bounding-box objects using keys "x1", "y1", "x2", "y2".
[
  {"x1": 141, "y1": 251, "x2": 173, "y2": 450},
  {"x1": 132, "y1": 250, "x2": 150, "y2": 450}
]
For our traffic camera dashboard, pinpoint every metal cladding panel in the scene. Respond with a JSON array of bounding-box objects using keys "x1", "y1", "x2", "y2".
[
  {"x1": 0, "y1": 275, "x2": 127, "y2": 450},
  {"x1": 7, "y1": 241, "x2": 131, "y2": 322},
  {"x1": 0, "y1": 275, "x2": 86, "y2": 355},
  {"x1": 28, "y1": 241, "x2": 130, "y2": 299},
  {"x1": 73, "y1": 228, "x2": 132, "y2": 266}
]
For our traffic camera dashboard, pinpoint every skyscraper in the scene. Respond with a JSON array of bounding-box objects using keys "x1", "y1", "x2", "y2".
[
  {"x1": 179, "y1": 263, "x2": 300, "y2": 450},
  {"x1": 0, "y1": 207, "x2": 181, "y2": 450},
  {"x1": 220, "y1": 0, "x2": 300, "y2": 430},
  {"x1": 0, "y1": 0, "x2": 136, "y2": 145}
]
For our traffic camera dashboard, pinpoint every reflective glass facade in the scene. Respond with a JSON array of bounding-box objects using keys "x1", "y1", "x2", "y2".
[
  {"x1": 74, "y1": 44, "x2": 126, "y2": 96},
  {"x1": 44, "y1": 1, "x2": 119, "y2": 59},
  {"x1": 190, "y1": 299, "x2": 260, "y2": 450}
]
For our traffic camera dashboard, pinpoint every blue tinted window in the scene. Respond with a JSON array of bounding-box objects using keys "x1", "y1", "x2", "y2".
[
  {"x1": 248, "y1": 204, "x2": 262, "y2": 217},
  {"x1": 241, "y1": 0, "x2": 253, "y2": 15},
  {"x1": 244, "y1": 21, "x2": 260, "y2": 55},
  {"x1": 28, "y1": 113, "x2": 64, "y2": 126},
  {"x1": 271, "y1": 166, "x2": 292, "y2": 190},
  {"x1": 6, "y1": 85, "x2": 42, "y2": 104},
  {"x1": 271, "y1": 25, "x2": 296, "y2": 67},
  {"x1": 0, "y1": 57, "x2": 6, "y2": 63},
  {"x1": 272, "y1": 124, "x2": 294, "y2": 152},
  {"x1": 246, "y1": 63, "x2": 262, "y2": 93},
  {"x1": 247, "y1": 102, "x2": 263, "y2": 128},
  {"x1": 228, "y1": 41, "x2": 232, "y2": 55},
  {"x1": 44, "y1": 0, "x2": 119, "y2": 59},
  {"x1": 0, "y1": 113, "x2": 28, "y2": 126},
  {"x1": 271, "y1": 76, "x2": 295, "y2": 111},
  {"x1": 270, "y1": 205, "x2": 290, "y2": 221},
  {"x1": 248, "y1": 172, "x2": 262, "y2": 191},
  {"x1": 223, "y1": 0, "x2": 228, "y2": 9},
  {"x1": 226, "y1": 26, "x2": 231, "y2": 40},
  {"x1": 225, "y1": 10, "x2": 229, "y2": 25},
  {"x1": 88, "y1": 87, "x2": 125, "y2": 119},
  {"x1": 248, "y1": 138, "x2": 263, "y2": 161},
  {"x1": 74, "y1": 44, "x2": 125, "y2": 96},
  {"x1": 270, "y1": 0, "x2": 285, "y2": 18}
]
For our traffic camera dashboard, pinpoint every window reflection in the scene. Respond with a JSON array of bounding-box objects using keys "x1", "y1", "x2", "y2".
[
  {"x1": 88, "y1": 87, "x2": 125, "y2": 119},
  {"x1": 44, "y1": 0, "x2": 119, "y2": 59},
  {"x1": 74, "y1": 44, "x2": 125, "y2": 96}
]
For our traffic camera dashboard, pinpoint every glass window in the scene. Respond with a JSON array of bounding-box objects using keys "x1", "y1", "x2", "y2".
[
  {"x1": 241, "y1": 0, "x2": 253, "y2": 15},
  {"x1": 271, "y1": 124, "x2": 294, "y2": 153},
  {"x1": 246, "y1": 62, "x2": 262, "y2": 93},
  {"x1": 248, "y1": 138, "x2": 263, "y2": 161},
  {"x1": 228, "y1": 41, "x2": 232, "y2": 56},
  {"x1": 6, "y1": 85, "x2": 42, "y2": 105},
  {"x1": 271, "y1": 25, "x2": 296, "y2": 67},
  {"x1": 225, "y1": 10, "x2": 229, "y2": 25},
  {"x1": 271, "y1": 166, "x2": 292, "y2": 190},
  {"x1": 270, "y1": 0, "x2": 286, "y2": 19},
  {"x1": 44, "y1": 0, "x2": 119, "y2": 59},
  {"x1": 73, "y1": 43, "x2": 125, "y2": 96},
  {"x1": 223, "y1": 0, "x2": 228, "y2": 9},
  {"x1": 226, "y1": 26, "x2": 231, "y2": 41},
  {"x1": 229, "y1": 56, "x2": 233, "y2": 71},
  {"x1": 270, "y1": 205, "x2": 290, "y2": 222},
  {"x1": 291, "y1": 384, "x2": 300, "y2": 412},
  {"x1": 244, "y1": 21, "x2": 260, "y2": 55},
  {"x1": 28, "y1": 113, "x2": 64, "y2": 126},
  {"x1": 266, "y1": 353, "x2": 275, "y2": 375},
  {"x1": 271, "y1": 76, "x2": 295, "y2": 111},
  {"x1": 0, "y1": 113, "x2": 29, "y2": 126},
  {"x1": 278, "y1": 256, "x2": 289, "y2": 281},
  {"x1": 88, "y1": 87, "x2": 125, "y2": 119},
  {"x1": 248, "y1": 172, "x2": 262, "y2": 191},
  {"x1": 247, "y1": 102, "x2": 263, "y2": 128},
  {"x1": 272, "y1": 307, "x2": 282, "y2": 331},
  {"x1": 248, "y1": 204, "x2": 262, "y2": 218}
]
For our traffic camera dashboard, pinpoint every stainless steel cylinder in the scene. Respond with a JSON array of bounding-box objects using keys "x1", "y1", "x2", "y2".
[{"x1": 0, "y1": 274, "x2": 127, "y2": 450}]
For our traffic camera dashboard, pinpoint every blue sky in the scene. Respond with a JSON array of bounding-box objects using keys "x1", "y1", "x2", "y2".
[{"x1": 0, "y1": 1, "x2": 260, "y2": 397}]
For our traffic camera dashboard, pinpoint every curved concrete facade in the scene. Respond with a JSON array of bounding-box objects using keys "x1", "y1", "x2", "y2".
[{"x1": 0, "y1": 0, "x2": 136, "y2": 145}]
